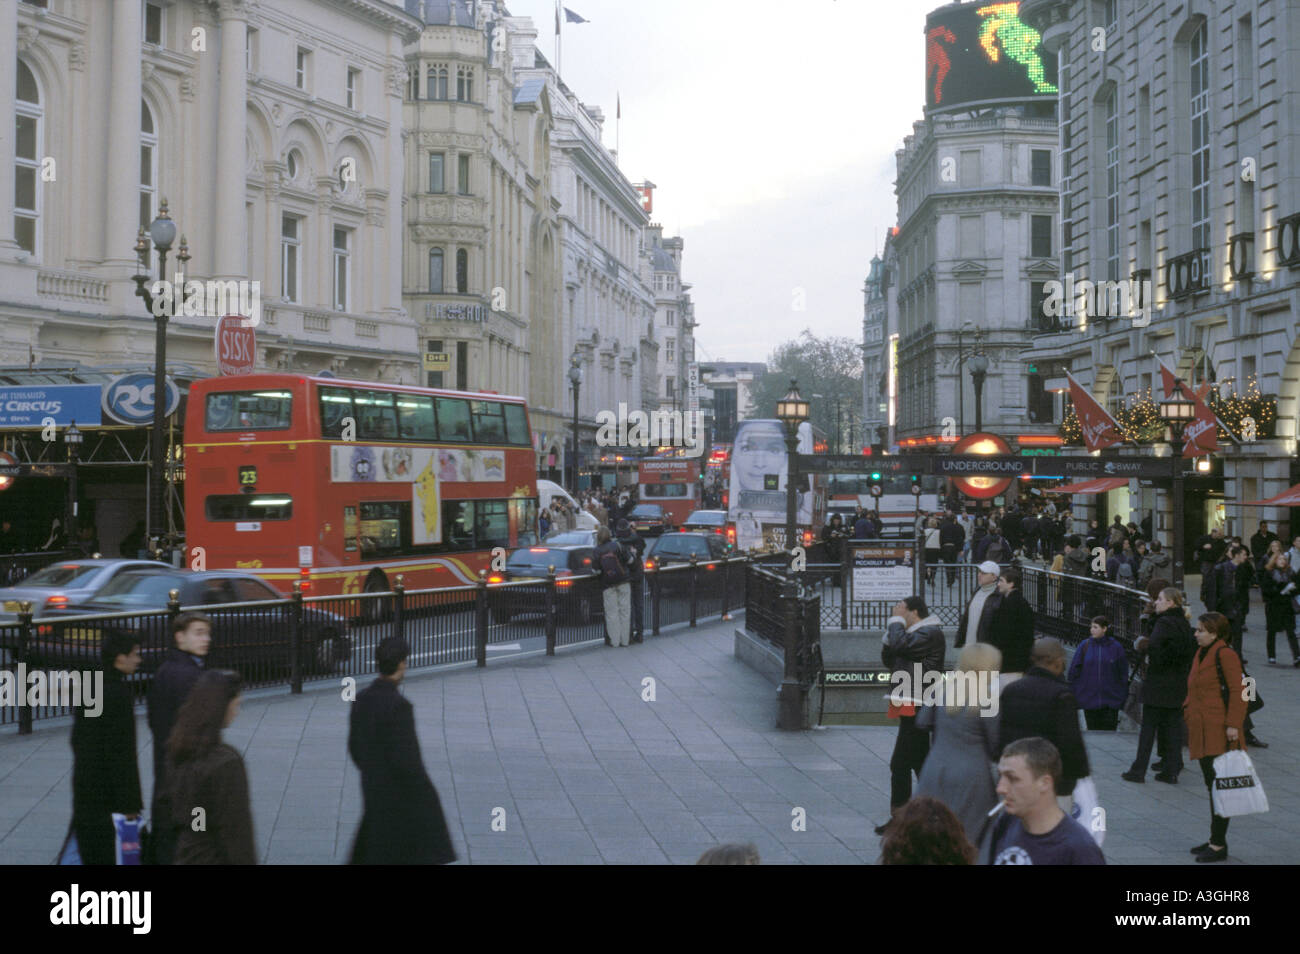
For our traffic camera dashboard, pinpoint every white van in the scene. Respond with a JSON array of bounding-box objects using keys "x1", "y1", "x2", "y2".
[{"x1": 536, "y1": 479, "x2": 599, "y2": 531}]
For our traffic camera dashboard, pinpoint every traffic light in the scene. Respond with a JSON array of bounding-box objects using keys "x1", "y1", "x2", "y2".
[
  {"x1": 909, "y1": 473, "x2": 922, "y2": 497},
  {"x1": 868, "y1": 470, "x2": 884, "y2": 498}
]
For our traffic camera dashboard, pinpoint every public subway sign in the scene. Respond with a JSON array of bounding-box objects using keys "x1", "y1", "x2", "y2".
[
  {"x1": 0, "y1": 385, "x2": 102, "y2": 428},
  {"x1": 215, "y1": 315, "x2": 256, "y2": 376}
]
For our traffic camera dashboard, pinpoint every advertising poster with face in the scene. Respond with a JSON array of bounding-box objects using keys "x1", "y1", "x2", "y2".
[{"x1": 727, "y1": 419, "x2": 813, "y2": 537}]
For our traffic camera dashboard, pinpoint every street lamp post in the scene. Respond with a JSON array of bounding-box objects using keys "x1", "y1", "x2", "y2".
[
  {"x1": 1159, "y1": 397, "x2": 1198, "y2": 588},
  {"x1": 568, "y1": 349, "x2": 582, "y2": 492},
  {"x1": 64, "y1": 421, "x2": 82, "y2": 549},
  {"x1": 776, "y1": 379, "x2": 810, "y2": 558},
  {"x1": 131, "y1": 199, "x2": 189, "y2": 559},
  {"x1": 969, "y1": 351, "x2": 990, "y2": 433}
]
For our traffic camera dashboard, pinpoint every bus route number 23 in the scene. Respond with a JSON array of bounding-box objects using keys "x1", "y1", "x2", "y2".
[{"x1": 238, "y1": 466, "x2": 258, "y2": 487}]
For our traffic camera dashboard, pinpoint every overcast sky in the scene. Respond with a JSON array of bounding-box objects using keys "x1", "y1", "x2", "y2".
[{"x1": 504, "y1": 0, "x2": 932, "y2": 366}]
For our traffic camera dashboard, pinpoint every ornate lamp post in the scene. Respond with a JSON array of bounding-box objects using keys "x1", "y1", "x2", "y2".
[
  {"x1": 131, "y1": 199, "x2": 190, "y2": 557},
  {"x1": 969, "y1": 350, "x2": 990, "y2": 433},
  {"x1": 568, "y1": 349, "x2": 583, "y2": 492},
  {"x1": 1159, "y1": 396, "x2": 1197, "y2": 587},
  {"x1": 775, "y1": 379, "x2": 810, "y2": 556},
  {"x1": 64, "y1": 421, "x2": 82, "y2": 549}
]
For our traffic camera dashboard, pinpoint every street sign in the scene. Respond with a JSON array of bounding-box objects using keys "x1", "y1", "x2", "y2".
[
  {"x1": 0, "y1": 451, "x2": 17, "y2": 490},
  {"x1": 0, "y1": 385, "x2": 102, "y2": 429},
  {"x1": 102, "y1": 373, "x2": 181, "y2": 426},
  {"x1": 215, "y1": 314, "x2": 256, "y2": 375}
]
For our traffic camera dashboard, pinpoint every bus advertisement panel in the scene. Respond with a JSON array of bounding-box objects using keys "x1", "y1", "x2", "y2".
[
  {"x1": 185, "y1": 374, "x2": 538, "y2": 596},
  {"x1": 727, "y1": 420, "x2": 825, "y2": 552},
  {"x1": 637, "y1": 458, "x2": 700, "y2": 527}
]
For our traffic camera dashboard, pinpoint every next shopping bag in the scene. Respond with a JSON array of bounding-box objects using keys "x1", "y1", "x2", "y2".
[{"x1": 1210, "y1": 750, "x2": 1269, "y2": 818}]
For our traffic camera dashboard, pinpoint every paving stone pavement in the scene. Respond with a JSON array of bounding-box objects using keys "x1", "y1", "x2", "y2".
[{"x1": 2, "y1": 594, "x2": 1297, "y2": 865}]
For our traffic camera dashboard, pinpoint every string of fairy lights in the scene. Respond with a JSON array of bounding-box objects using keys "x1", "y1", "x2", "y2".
[{"x1": 1059, "y1": 377, "x2": 1276, "y2": 445}]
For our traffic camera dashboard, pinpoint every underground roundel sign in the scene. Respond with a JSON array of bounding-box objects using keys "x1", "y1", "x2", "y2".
[
  {"x1": 950, "y1": 432, "x2": 1013, "y2": 500},
  {"x1": 215, "y1": 314, "x2": 256, "y2": 376}
]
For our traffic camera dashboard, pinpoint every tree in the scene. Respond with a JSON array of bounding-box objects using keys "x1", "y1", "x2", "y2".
[{"x1": 748, "y1": 330, "x2": 864, "y2": 453}]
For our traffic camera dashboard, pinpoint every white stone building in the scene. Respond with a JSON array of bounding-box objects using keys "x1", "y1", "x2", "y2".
[{"x1": 1022, "y1": 0, "x2": 1300, "y2": 551}]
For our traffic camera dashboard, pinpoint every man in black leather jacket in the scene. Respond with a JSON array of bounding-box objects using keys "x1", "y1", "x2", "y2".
[
  {"x1": 999, "y1": 638, "x2": 1091, "y2": 798},
  {"x1": 878, "y1": 596, "x2": 946, "y2": 833}
]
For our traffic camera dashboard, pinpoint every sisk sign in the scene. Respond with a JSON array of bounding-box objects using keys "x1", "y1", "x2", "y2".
[
  {"x1": 0, "y1": 385, "x2": 102, "y2": 428},
  {"x1": 102, "y1": 373, "x2": 181, "y2": 426}
]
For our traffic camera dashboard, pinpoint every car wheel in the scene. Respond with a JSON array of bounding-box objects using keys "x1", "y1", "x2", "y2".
[
  {"x1": 361, "y1": 572, "x2": 389, "y2": 624},
  {"x1": 312, "y1": 630, "x2": 348, "y2": 674}
]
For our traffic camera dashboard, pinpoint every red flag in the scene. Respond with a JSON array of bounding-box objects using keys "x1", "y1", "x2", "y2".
[
  {"x1": 1157, "y1": 356, "x2": 1198, "y2": 401},
  {"x1": 1066, "y1": 372, "x2": 1123, "y2": 451}
]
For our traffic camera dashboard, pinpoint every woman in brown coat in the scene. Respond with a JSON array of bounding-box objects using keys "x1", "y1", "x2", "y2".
[{"x1": 1183, "y1": 612, "x2": 1248, "y2": 863}]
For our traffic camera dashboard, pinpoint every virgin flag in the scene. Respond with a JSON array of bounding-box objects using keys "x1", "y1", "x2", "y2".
[
  {"x1": 1156, "y1": 357, "x2": 1218, "y2": 457},
  {"x1": 1066, "y1": 372, "x2": 1123, "y2": 451}
]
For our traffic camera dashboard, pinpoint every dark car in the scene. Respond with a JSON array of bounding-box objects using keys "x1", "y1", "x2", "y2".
[
  {"x1": 646, "y1": 531, "x2": 730, "y2": 566},
  {"x1": 33, "y1": 569, "x2": 351, "y2": 675},
  {"x1": 491, "y1": 545, "x2": 603, "y2": 624},
  {"x1": 680, "y1": 510, "x2": 734, "y2": 547},
  {"x1": 628, "y1": 504, "x2": 672, "y2": 536}
]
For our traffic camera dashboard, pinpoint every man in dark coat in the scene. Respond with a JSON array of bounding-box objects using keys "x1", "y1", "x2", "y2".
[
  {"x1": 67, "y1": 632, "x2": 144, "y2": 865},
  {"x1": 147, "y1": 611, "x2": 210, "y2": 864},
  {"x1": 956, "y1": 561, "x2": 1002, "y2": 650},
  {"x1": 998, "y1": 638, "x2": 1091, "y2": 798},
  {"x1": 1250, "y1": 521, "x2": 1278, "y2": 563},
  {"x1": 877, "y1": 596, "x2": 946, "y2": 833},
  {"x1": 990, "y1": 567, "x2": 1035, "y2": 674},
  {"x1": 348, "y1": 636, "x2": 456, "y2": 865},
  {"x1": 1194, "y1": 528, "x2": 1227, "y2": 605},
  {"x1": 1212, "y1": 546, "x2": 1251, "y2": 659},
  {"x1": 616, "y1": 519, "x2": 647, "y2": 643}
]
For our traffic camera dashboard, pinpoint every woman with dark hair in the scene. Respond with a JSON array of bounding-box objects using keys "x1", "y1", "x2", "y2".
[
  {"x1": 1123, "y1": 588, "x2": 1195, "y2": 784},
  {"x1": 163, "y1": 670, "x2": 256, "y2": 865},
  {"x1": 1184, "y1": 612, "x2": 1248, "y2": 863},
  {"x1": 879, "y1": 796, "x2": 975, "y2": 865},
  {"x1": 1258, "y1": 552, "x2": 1300, "y2": 666}
]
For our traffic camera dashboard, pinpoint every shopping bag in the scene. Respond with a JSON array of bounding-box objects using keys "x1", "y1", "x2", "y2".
[
  {"x1": 1069, "y1": 777, "x2": 1105, "y2": 847},
  {"x1": 1211, "y1": 750, "x2": 1269, "y2": 818},
  {"x1": 112, "y1": 813, "x2": 144, "y2": 866}
]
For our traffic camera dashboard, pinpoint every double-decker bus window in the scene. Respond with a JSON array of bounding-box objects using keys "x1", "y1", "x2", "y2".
[
  {"x1": 205, "y1": 494, "x2": 293, "y2": 521},
  {"x1": 443, "y1": 500, "x2": 474, "y2": 548},
  {"x1": 355, "y1": 391, "x2": 398, "y2": 440},
  {"x1": 470, "y1": 400, "x2": 506, "y2": 444},
  {"x1": 474, "y1": 500, "x2": 510, "y2": 549},
  {"x1": 396, "y1": 393, "x2": 437, "y2": 441},
  {"x1": 435, "y1": 397, "x2": 472, "y2": 442},
  {"x1": 206, "y1": 391, "x2": 293, "y2": 431},
  {"x1": 359, "y1": 501, "x2": 407, "y2": 555},
  {"x1": 319, "y1": 386, "x2": 354, "y2": 438},
  {"x1": 644, "y1": 482, "x2": 689, "y2": 498},
  {"x1": 511, "y1": 498, "x2": 538, "y2": 546},
  {"x1": 503, "y1": 404, "x2": 529, "y2": 446}
]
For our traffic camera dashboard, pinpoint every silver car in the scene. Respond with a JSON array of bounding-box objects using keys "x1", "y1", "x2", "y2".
[{"x1": 0, "y1": 558, "x2": 165, "y2": 623}]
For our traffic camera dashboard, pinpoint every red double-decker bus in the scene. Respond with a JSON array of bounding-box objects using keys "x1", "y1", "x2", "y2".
[
  {"x1": 637, "y1": 458, "x2": 701, "y2": 527},
  {"x1": 184, "y1": 374, "x2": 539, "y2": 596}
]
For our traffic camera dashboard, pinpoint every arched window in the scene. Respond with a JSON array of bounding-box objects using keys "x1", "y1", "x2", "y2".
[
  {"x1": 427, "y1": 65, "x2": 447, "y2": 100},
  {"x1": 140, "y1": 100, "x2": 158, "y2": 230},
  {"x1": 455, "y1": 248, "x2": 468, "y2": 294},
  {"x1": 429, "y1": 248, "x2": 444, "y2": 293},
  {"x1": 15, "y1": 60, "x2": 41, "y2": 254}
]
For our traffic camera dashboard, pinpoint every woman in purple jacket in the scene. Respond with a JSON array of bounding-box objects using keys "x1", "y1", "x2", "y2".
[{"x1": 1067, "y1": 616, "x2": 1130, "y2": 730}]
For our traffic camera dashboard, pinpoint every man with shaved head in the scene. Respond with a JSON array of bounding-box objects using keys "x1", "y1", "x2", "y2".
[{"x1": 997, "y1": 638, "x2": 1092, "y2": 808}]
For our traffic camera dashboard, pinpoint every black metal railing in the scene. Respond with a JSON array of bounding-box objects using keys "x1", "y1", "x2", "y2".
[
  {"x1": 0, "y1": 549, "x2": 83, "y2": 586},
  {"x1": 2, "y1": 558, "x2": 748, "y2": 732}
]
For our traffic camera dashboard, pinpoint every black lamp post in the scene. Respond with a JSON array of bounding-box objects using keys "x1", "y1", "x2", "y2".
[
  {"x1": 568, "y1": 349, "x2": 582, "y2": 492},
  {"x1": 775, "y1": 379, "x2": 810, "y2": 556},
  {"x1": 1159, "y1": 396, "x2": 1197, "y2": 587},
  {"x1": 64, "y1": 421, "x2": 82, "y2": 548},
  {"x1": 969, "y1": 350, "x2": 990, "y2": 433},
  {"x1": 131, "y1": 199, "x2": 189, "y2": 558}
]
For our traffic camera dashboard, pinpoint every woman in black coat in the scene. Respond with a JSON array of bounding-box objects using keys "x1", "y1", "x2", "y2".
[
  {"x1": 1123, "y1": 589, "x2": 1196, "y2": 783},
  {"x1": 67, "y1": 634, "x2": 144, "y2": 865},
  {"x1": 1258, "y1": 553, "x2": 1300, "y2": 665},
  {"x1": 164, "y1": 670, "x2": 257, "y2": 865}
]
